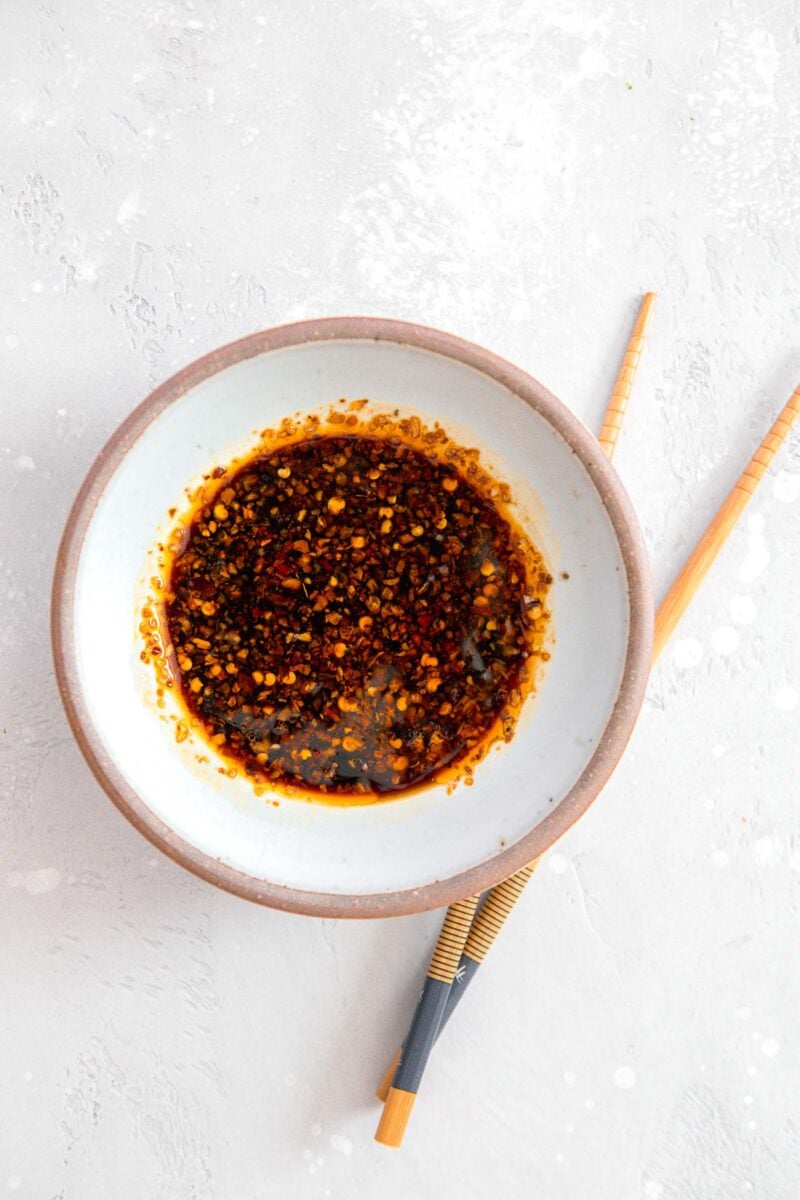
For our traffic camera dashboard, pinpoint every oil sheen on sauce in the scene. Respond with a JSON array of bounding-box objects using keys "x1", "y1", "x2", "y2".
[{"x1": 161, "y1": 431, "x2": 552, "y2": 799}]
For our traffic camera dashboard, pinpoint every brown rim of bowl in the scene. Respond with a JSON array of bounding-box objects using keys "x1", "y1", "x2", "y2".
[{"x1": 52, "y1": 316, "x2": 654, "y2": 919}]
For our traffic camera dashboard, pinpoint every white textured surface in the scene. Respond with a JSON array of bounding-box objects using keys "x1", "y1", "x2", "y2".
[{"x1": 1, "y1": 2, "x2": 799, "y2": 1195}]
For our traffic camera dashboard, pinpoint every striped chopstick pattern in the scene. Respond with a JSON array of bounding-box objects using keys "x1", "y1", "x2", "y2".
[
  {"x1": 738, "y1": 385, "x2": 800, "y2": 494},
  {"x1": 428, "y1": 894, "x2": 481, "y2": 983},
  {"x1": 597, "y1": 292, "x2": 656, "y2": 458},
  {"x1": 462, "y1": 861, "x2": 538, "y2": 962}
]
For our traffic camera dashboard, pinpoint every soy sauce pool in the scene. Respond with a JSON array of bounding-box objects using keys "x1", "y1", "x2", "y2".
[{"x1": 165, "y1": 434, "x2": 551, "y2": 797}]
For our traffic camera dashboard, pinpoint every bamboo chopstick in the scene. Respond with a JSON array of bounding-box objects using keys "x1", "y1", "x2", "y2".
[
  {"x1": 373, "y1": 894, "x2": 480, "y2": 1147},
  {"x1": 375, "y1": 377, "x2": 800, "y2": 1126},
  {"x1": 598, "y1": 292, "x2": 656, "y2": 457},
  {"x1": 374, "y1": 293, "x2": 656, "y2": 1140},
  {"x1": 375, "y1": 863, "x2": 538, "y2": 1103},
  {"x1": 654, "y1": 384, "x2": 800, "y2": 655}
]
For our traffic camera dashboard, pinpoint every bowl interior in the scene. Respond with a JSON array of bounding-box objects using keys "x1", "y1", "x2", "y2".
[{"x1": 66, "y1": 331, "x2": 646, "y2": 910}]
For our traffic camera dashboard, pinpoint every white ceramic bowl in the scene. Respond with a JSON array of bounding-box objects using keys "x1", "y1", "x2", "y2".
[{"x1": 53, "y1": 318, "x2": 652, "y2": 917}]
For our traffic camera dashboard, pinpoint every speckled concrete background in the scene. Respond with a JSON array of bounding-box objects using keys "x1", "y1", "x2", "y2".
[{"x1": 2, "y1": 2, "x2": 799, "y2": 1197}]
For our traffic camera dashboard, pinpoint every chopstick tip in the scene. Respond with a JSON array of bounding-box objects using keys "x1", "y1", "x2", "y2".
[{"x1": 374, "y1": 1087, "x2": 416, "y2": 1149}]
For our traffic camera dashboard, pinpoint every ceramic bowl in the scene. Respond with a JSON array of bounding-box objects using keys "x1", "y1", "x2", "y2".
[{"x1": 52, "y1": 318, "x2": 653, "y2": 917}]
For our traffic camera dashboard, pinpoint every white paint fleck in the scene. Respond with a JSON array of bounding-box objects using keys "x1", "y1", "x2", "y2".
[
  {"x1": 613, "y1": 1066, "x2": 637, "y2": 1089},
  {"x1": 22, "y1": 1072, "x2": 32, "y2": 1082},
  {"x1": 737, "y1": 1006, "x2": 751, "y2": 1020},
  {"x1": 56, "y1": 407, "x2": 67, "y2": 417},
  {"x1": 773, "y1": 470, "x2": 800, "y2": 503},
  {"x1": 27, "y1": 868, "x2": 61, "y2": 897},
  {"x1": 747, "y1": 1120, "x2": 757, "y2": 1132},
  {"x1": 773, "y1": 685, "x2": 798, "y2": 712},
  {"x1": 5, "y1": 334, "x2": 19, "y2": 349},
  {"x1": 565, "y1": 1122, "x2": 575, "y2": 1134},
  {"x1": 789, "y1": 849, "x2": 800, "y2": 873},
  {"x1": 329, "y1": 1133, "x2": 352, "y2": 1156},
  {"x1": 585, "y1": 1097, "x2": 595, "y2": 1109},
  {"x1": 116, "y1": 191, "x2": 140, "y2": 226},
  {"x1": 730, "y1": 595, "x2": 757, "y2": 625},
  {"x1": 31, "y1": 280, "x2": 43, "y2": 293},
  {"x1": 311, "y1": 1123, "x2": 322, "y2": 1136},
  {"x1": 6, "y1": 1179, "x2": 21, "y2": 1192},
  {"x1": 711, "y1": 625, "x2": 740, "y2": 655},
  {"x1": 7, "y1": 868, "x2": 62, "y2": 894},
  {"x1": 743, "y1": 1094, "x2": 753, "y2": 1106},
  {"x1": 674, "y1": 637, "x2": 703, "y2": 668},
  {"x1": 644, "y1": 1183, "x2": 664, "y2": 1200},
  {"x1": 302, "y1": 1148, "x2": 312, "y2": 1161},
  {"x1": 563, "y1": 1070, "x2": 577, "y2": 1085},
  {"x1": 549, "y1": 853, "x2": 568, "y2": 874},
  {"x1": 754, "y1": 835, "x2": 783, "y2": 867},
  {"x1": 746, "y1": 1065, "x2": 757, "y2": 1077},
  {"x1": 712, "y1": 744, "x2": 726, "y2": 758},
  {"x1": 13, "y1": 455, "x2": 36, "y2": 472},
  {"x1": 738, "y1": 525, "x2": 770, "y2": 583},
  {"x1": 710, "y1": 847, "x2": 730, "y2": 868},
  {"x1": 761, "y1": 1037, "x2": 780, "y2": 1058},
  {"x1": 284, "y1": 1071, "x2": 297, "y2": 1087},
  {"x1": 555, "y1": 1152, "x2": 565, "y2": 1164}
]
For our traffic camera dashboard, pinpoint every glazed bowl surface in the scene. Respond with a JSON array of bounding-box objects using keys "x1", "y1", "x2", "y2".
[{"x1": 52, "y1": 318, "x2": 652, "y2": 916}]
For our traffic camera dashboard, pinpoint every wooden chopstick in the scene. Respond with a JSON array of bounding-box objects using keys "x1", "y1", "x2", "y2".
[
  {"x1": 598, "y1": 292, "x2": 656, "y2": 457},
  {"x1": 374, "y1": 292, "x2": 656, "y2": 1142},
  {"x1": 373, "y1": 894, "x2": 480, "y2": 1147},
  {"x1": 375, "y1": 863, "x2": 537, "y2": 1103},
  {"x1": 374, "y1": 377, "x2": 800, "y2": 1131},
  {"x1": 654, "y1": 384, "x2": 800, "y2": 655}
]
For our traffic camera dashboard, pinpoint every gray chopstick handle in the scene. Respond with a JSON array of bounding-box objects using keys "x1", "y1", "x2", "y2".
[{"x1": 392, "y1": 977, "x2": 450, "y2": 1094}]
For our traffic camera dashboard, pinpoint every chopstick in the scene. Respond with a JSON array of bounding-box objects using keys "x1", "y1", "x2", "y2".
[
  {"x1": 375, "y1": 862, "x2": 537, "y2": 1104},
  {"x1": 374, "y1": 377, "x2": 800, "y2": 1138},
  {"x1": 373, "y1": 894, "x2": 480, "y2": 1147},
  {"x1": 374, "y1": 292, "x2": 656, "y2": 1143},
  {"x1": 653, "y1": 384, "x2": 800, "y2": 655},
  {"x1": 598, "y1": 292, "x2": 656, "y2": 457}
]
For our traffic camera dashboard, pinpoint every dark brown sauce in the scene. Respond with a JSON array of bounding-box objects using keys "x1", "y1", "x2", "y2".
[{"x1": 163, "y1": 434, "x2": 551, "y2": 797}]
